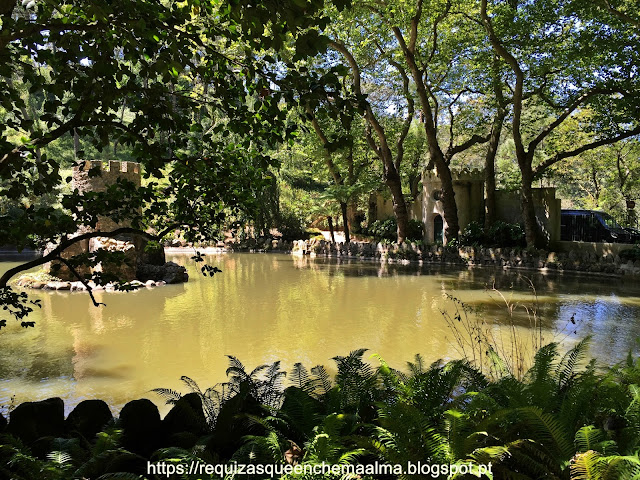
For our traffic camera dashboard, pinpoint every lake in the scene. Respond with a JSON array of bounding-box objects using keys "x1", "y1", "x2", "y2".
[{"x1": 1, "y1": 252, "x2": 639, "y2": 414}]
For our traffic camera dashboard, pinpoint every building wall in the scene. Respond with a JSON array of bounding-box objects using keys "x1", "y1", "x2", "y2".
[
  {"x1": 373, "y1": 195, "x2": 423, "y2": 223},
  {"x1": 372, "y1": 169, "x2": 561, "y2": 246},
  {"x1": 495, "y1": 189, "x2": 561, "y2": 245},
  {"x1": 421, "y1": 169, "x2": 485, "y2": 243}
]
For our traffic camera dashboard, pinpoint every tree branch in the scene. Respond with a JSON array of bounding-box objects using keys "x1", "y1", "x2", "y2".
[
  {"x1": 445, "y1": 134, "x2": 491, "y2": 162},
  {"x1": 528, "y1": 88, "x2": 618, "y2": 153},
  {"x1": 601, "y1": 0, "x2": 640, "y2": 27},
  {"x1": 56, "y1": 256, "x2": 106, "y2": 308},
  {"x1": 481, "y1": 0, "x2": 526, "y2": 162},
  {"x1": 534, "y1": 125, "x2": 640, "y2": 177},
  {"x1": 0, "y1": 226, "x2": 172, "y2": 287}
]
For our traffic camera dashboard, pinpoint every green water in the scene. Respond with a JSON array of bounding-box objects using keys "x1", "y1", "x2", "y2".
[{"x1": 1, "y1": 252, "x2": 639, "y2": 414}]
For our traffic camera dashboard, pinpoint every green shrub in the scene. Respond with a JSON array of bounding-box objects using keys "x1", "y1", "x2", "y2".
[
  {"x1": 367, "y1": 217, "x2": 424, "y2": 241},
  {"x1": 368, "y1": 217, "x2": 397, "y2": 240},
  {"x1": 620, "y1": 246, "x2": 640, "y2": 261},
  {"x1": 276, "y1": 211, "x2": 307, "y2": 241},
  {"x1": 459, "y1": 221, "x2": 485, "y2": 246},
  {"x1": 459, "y1": 220, "x2": 525, "y2": 247},
  {"x1": 407, "y1": 219, "x2": 424, "y2": 241},
  {"x1": 486, "y1": 221, "x2": 526, "y2": 247}
]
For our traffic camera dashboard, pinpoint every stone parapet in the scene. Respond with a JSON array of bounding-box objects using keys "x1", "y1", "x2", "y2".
[{"x1": 291, "y1": 239, "x2": 640, "y2": 276}]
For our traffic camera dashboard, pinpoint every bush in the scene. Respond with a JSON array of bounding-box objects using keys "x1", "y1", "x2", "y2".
[
  {"x1": 367, "y1": 218, "x2": 397, "y2": 240},
  {"x1": 459, "y1": 221, "x2": 525, "y2": 247},
  {"x1": 276, "y1": 211, "x2": 307, "y2": 242},
  {"x1": 620, "y1": 246, "x2": 640, "y2": 261},
  {"x1": 459, "y1": 221, "x2": 485, "y2": 246},
  {"x1": 367, "y1": 217, "x2": 424, "y2": 242},
  {"x1": 486, "y1": 221, "x2": 526, "y2": 247}
]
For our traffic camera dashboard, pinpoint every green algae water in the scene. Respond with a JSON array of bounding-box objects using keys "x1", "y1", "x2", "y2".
[{"x1": 1, "y1": 252, "x2": 639, "y2": 414}]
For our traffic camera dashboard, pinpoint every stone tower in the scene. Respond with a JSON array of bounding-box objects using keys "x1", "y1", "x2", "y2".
[{"x1": 48, "y1": 161, "x2": 149, "y2": 281}]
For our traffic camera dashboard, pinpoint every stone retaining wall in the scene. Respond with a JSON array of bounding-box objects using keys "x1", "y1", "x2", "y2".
[{"x1": 291, "y1": 239, "x2": 640, "y2": 276}]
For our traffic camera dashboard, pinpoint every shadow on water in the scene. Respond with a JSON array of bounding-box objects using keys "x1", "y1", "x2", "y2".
[{"x1": 290, "y1": 255, "x2": 637, "y2": 296}]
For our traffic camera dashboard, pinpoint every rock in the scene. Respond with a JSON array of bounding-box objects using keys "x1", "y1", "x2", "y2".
[
  {"x1": 66, "y1": 399, "x2": 113, "y2": 440},
  {"x1": 161, "y1": 261, "x2": 186, "y2": 284},
  {"x1": 51, "y1": 281, "x2": 71, "y2": 290},
  {"x1": 119, "y1": 399, "x2": 164, "y2": 457},
  {"x1": 139, "y1": 242, "x2": 166, "y2": 266},
  {"x1": 145, "y1": 280, "x2": 156, "y2": 287},
  {"x1": 0, "y1": 412, "x2": 6, "y2": 432},
  {"x1": 162, "y1": 393, "x2": 207, "y2": 436},
  {"x1": 137, "y1": 261, "x2": 187, "y2": 284},
  {"x1": 8, "y1": 397, "x2": 65, "y2": 444}
]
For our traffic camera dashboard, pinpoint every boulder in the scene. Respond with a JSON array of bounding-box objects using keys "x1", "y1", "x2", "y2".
[
  {"x1": 162, "y1": 393, "x2": 207, "y2": 436},
  {"x1": 119, "y1": 399, "x2": 164, "y2": 457},
  {"x1": 161, "y1": 262, "x2": 187, "y2": 284},
  {"x1": 66, "y1": 399, "x2": 113, "y2": 440},
  {"x1": 8, "y1": 397, "x2": 65, "y2": 444},
  {"x1": 137, "y1": 262, "x2": 187, "y2": 284}
]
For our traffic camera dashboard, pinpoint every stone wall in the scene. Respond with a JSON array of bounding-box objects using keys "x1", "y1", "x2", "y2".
[
  {"x1": 291, "y1": 239, "x2": 640, "y2": 276},
  {"x1": 373, "y1": 168, "x2": 562, "y2": 246},
  {"x1": 495, "y1": 188, "x2": 561, "y2": 245}
]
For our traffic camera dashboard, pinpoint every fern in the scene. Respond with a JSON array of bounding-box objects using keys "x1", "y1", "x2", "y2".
[
  {"x1": 96, "y1": 473, "x2": 144, "y2": 479},
  {"x1": 150, "y1": 387, "x2": 182, "y2": 405},
  {"x1": 290, "y1": 363, "x2": 312, "y2": 392},
  {"x1": 556, "y1": 337, "x2": 592, "y2": 391},
  {"x1": 310, "y1": 365, "x2": 332, "y2": 397}
]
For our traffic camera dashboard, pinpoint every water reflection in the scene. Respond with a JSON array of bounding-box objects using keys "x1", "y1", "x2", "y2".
[{"x1": 0, "y1": 252, "x2": 639, "y2": 414}]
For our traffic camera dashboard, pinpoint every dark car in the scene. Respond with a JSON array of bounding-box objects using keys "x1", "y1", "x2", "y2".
[{"x1": 560, "y1": 209, "x2": 639, "y2": 244}]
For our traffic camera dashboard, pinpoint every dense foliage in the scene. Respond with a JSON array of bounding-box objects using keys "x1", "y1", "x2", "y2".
[
  {"x1": 367, "y1": 218, "x2": 424, "y2": 242},
  {"x1": 1, "y1": 338, "x2": 640, "y2": 479},
  {"x1": 459, "y1": 221, "x2": 526, "y2": 248}
]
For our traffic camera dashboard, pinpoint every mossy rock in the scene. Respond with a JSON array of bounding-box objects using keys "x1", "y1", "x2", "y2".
[
  {"x1": 66, "y1": 399, "x2": 113, "y2": 441},
  {"x1": 8, "y1": 397, "x2": 65, "y2": 444}
]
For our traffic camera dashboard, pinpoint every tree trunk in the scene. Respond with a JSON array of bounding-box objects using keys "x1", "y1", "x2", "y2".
[
  {"x1": 519, "y1": 162, "x2": 541, "y2": 247},
  {"x1": 430, "y1": 148, "x2": 459, "y2": 243},
  {"x1": 484, "y1": 113, "x2": 503, "y2": 229},
  {"x1": 384, "y1": 164, "x2": 408, "y2": 243},
  {"x1": 367, "y1": 193, "x2": 377, "y2": 227},
  {"x1": 400, "y1": 44, "x2": 459, "y2": 243},
  {"x1": 73, "y1": 129, "x2": 80, "y2": 160},
  {"x1": 327, "y1": 216, "x2": 336, "y2": 244},
  {"x1": 347, "y1": 201, "x2": 360, "y2": 234},
  {"x1": 340, "y1": 202, "x2": 350, "y2": 243}
]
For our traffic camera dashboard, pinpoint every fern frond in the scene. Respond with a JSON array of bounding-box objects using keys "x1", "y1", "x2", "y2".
[
  {"x1": 310, "y1": 365, "x2": 332, "y2": 396},
  {"x1": 151, "y1": 387, "x2": 182, "y2": 405},
  {"x1": 556, "y1": 337, "x2": 591, "y2": 390},
  {"x1": 180, "y1": 376, "x2": 203, "y2": 395},
  {"x1": 96, "y1": 473, "x2": 144, "y2": 479},
  {"x1": 290, "y1": 363, "x2": 312, "y2": 391},
  {"x1": 575, "y1": 426, "x2": 605, "y2": 453},
  {"x1": 46, "y1": 451, "x2": 72, "y2": 465}
]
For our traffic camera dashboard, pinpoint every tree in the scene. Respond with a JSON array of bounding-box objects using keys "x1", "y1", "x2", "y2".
[
  {"x1": 0, "y1": 0, "x2": 331, "y2": 326},
  {"x1": 301, "y1": 75, "x2": 375, "y2": 243},
  {"x1": 480, "y1": 0, "x2": 640, "y2": 247}
]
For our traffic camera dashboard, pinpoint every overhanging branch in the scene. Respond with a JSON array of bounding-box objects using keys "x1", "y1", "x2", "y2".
[{"x1": 0, "y1": 225, "x2": 177, "y2": 287}]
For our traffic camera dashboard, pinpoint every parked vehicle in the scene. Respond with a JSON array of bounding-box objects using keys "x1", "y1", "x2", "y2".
[{"x1": 560, "y1": 209, "x2": 640, "y2": 243}]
